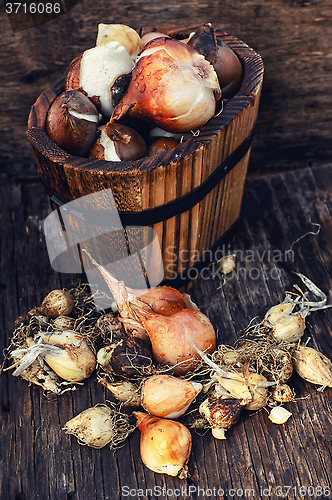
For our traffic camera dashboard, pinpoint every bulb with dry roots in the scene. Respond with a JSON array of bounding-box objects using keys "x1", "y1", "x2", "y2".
[
  {"x1": 64, "y1": 405, "x2": 133, "y2": 449},
  {"x1": 133, "y1": 411, "x2": 192, "y2": 478},
  {"x1": 82, "y1": 250, "x2": 216, "y2": 375}
]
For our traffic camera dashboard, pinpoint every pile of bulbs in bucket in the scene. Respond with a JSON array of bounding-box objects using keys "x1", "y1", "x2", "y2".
[
  {"x1": 3, "y1": 252, "x2": 332, "y2": 480},
  {"x1": 45, "y1": 23, "x2": 243, "y2": 160}
]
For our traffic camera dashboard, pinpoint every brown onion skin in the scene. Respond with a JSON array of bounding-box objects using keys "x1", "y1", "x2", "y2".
[
  {"x1": 110, "y1": 337, "x2": 155, "y2": 378},
  {"x1": 140, "y1": 32, "x2": 170, "y2": 49},
  {"x1": 90, "y1": 122, "x2": 147, "y2": 161},
  {"x1": 214, "y1": 40, "x2": 243, "y2": 99},
  {"x1": 148, "y1": 138, "x2": 180, "y2": 156},
  {"x1": 46, "y1": 90, "x2": 99, "y2": 156}
]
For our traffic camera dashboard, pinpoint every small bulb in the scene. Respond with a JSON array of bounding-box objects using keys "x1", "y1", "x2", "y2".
[{"x1": 268, "y1": 406, "x2": 292, "y2": 425}]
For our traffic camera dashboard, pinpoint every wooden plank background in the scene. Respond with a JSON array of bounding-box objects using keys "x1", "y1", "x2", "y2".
[
  {"x1": 1, "y1": 1, "x2": 332, "y2": 499},
  {"x1": 1, "y1": 166, "x2": 332, "y2": 500}
]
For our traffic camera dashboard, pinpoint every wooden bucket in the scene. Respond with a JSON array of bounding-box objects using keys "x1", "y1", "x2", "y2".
[{"x1": 27, "y1": 25, "x2": 264, "y2": 289}]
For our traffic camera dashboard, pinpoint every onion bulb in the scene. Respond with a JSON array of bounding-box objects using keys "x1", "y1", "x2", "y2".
[
  {"x1": 38, "y1": 330, "x2": 96, "y2": 382},
  {"x1": 271, "y1": 313, "x2": 305, "y2": 343},
  {"x1": 82, "y1": 251, "x2": 216, "y2": 374},
  {"x1": 215, "y1": 371, "x2": 269, "y2": 411},
  {"x1": 111, "y1": 37, "x2": 221, "y2": 133},
  {"x1": 141, "y1": 374, "x2": 202, "y2": 418},
  {"x1": 199, "y1": 397, "x2": 246, "y2": 439},
  {"x1": 133, "y1": 411, "x2": 192, "y2": 478},
  {"x1": 46, "y1": 90, "x2": 99, "y2": 156},
  {"x1": 131, "y1": 303, "x2": 216, "y2": 374},
  {"x1": 148, "y1": 137, "x2": 180, "y2": 156},
  {"x1": 66, "y1": 41, "x2": 134, "y2": 116}
]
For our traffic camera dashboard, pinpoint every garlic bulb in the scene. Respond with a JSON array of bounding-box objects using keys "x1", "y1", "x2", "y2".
[
  {"x1": 133, "y1": 411, "x2": 192, "y2": 478},
  {"x1": 292, "y1": 345, "x2": 332, "y2": 388},
  {"x1": 141, "y1": 374, "x2": 202, "y2": 418},
  {"x1": 271, "y1": 313, "x2": 305, "y2": 342},
  {"x1": 111, "y1": 37, "x2": 221, "y2": 133},
  {"x1": 268, "y1": 406, "x2": 292, "y2": 425},
  {"x1": 64, "y1": 405, "x2": 132, "y2": 448},
  {"x1": 96, "y1": 24, "x2": 141, "y2": 60},
  {"x1": 199, "y1": 397, "x2": 245, "y2": 439},
  {"x1": 39, "y1": 330, "x2": 96, "y2": 382}
]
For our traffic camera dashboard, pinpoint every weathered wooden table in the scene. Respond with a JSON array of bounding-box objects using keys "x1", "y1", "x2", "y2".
[{"x1": 1, "y1": 0, "x2": 332, "y2": 499}]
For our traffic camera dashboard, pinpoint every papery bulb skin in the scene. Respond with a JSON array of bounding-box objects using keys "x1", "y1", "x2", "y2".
[
  {"x1": 111, "y1": 37, "x2": 221, "y2": 133},
  {"x1": 133, "y1": 411, "x2": 192, "y2": 478},
  {"x1": 141, "y1": 374, "x2": 202, "y2": 418},
  {"x1": 131, "y1": 306, "x2": 216, "y2": 375},
  {"x1": 293, "y1": 346, "x2": 332, "y2": 387},
  {"x1": 271, "y1": 313, "x2": 305, "y2": 343},
  {"x1": 46, "y1": 90, "x2": 99, "y2": 156},
  {"x1": 39, "y1": 330, "x2": 96, "y2": 382},
  {"x1": 140, "y1": 32, "x2": 170, "y2": 49}
]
